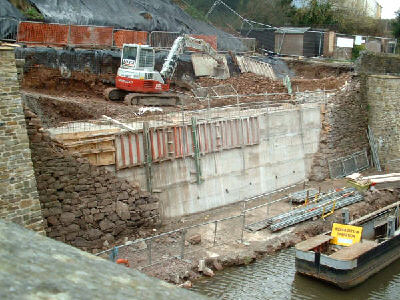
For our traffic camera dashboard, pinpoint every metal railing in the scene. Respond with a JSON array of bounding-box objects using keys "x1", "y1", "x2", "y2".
[
  {"x1": 96, "y1": 182, "x2": 304, "y2": 269},
  {"x1": 328, "y1": 149, "x2": 369, "y2": 179},
  {"x1": 46, "y1": 88, "x2": 329, "y2": 135}
]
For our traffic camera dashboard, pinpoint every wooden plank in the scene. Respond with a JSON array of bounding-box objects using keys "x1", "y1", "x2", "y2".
[
  {"x1": 329, "y1": 240, "x2": 377, "y2": 261},
  {"x1": 53, "y1": 129, "x2": 120, "y2": 141},
  {"x1": 295, "y1": 234, "x2": 332, "y2": 251}
]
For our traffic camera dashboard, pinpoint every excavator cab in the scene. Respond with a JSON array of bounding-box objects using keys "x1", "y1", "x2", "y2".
[{"x1": 120, "y1": 44, "x2": 155, "y2": 71}]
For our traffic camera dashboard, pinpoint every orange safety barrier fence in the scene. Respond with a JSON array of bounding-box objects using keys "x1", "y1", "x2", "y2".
[
  {"x1": 17, "y1": 22, "x2": 69, "y2": 46},
  {"x1": 113, "y1": 30, "x2": 148, "y2": 48},
  {"x1": 69, "y1": 25, "x2": 113, "y2": 47},
  {"x1": 17, "y1": 22, "x2": 219, "y2": 51}
]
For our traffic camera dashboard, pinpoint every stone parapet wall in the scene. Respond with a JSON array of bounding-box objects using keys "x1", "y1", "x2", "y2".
[
  {"x1": 356, "y1": 52, "x2": 400, "y2": 75},
  {"x1": 25, "y1": 109, "x2": 159, "y2": 252},
  {"x1": 310, "y1": 78, "x2": 369, "y2": 181},
  {"x1": 367, "y1": 75, "x2": 400, "y2": 166},
  {"x1": 0, "y1": 47, "x2": 44, "y2": 233}
]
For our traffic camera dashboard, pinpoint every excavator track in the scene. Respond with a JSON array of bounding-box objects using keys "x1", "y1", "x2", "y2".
[
  {"x1": 122, "y1": 92, "x2": 182, "y2": 106},
  {"x1": 104, "y1": 87, "x2": 128, "y2": 101},
  {"x1": 105, "y1": 88, "x2": 181, "y2": 106}
]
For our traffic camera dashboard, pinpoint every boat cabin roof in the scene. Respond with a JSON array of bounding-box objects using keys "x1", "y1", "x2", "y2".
[
  {"x1": 329, "y1": 240, "x2": 377, "y2": 260},
  {"x1": 295, "y1": 234, "x2": 332, "y2": 251}
]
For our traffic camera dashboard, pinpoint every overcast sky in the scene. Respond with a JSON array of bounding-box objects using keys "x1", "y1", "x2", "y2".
[{"x1": 379, "y1": 0, "x2": 400, "y2": 19}]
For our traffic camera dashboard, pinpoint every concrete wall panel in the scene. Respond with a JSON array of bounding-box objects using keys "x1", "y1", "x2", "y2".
[{"x1": 111, "y1": 104, "x2": 321, "y2": 218}]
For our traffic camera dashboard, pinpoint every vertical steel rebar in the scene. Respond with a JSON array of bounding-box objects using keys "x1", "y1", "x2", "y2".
[
  {"x1": 180, "y1": 229, "x2": 187, "y2": 259},
  {"x1": 213, "y1": 221, "x2": 218, "y2": 246},
  {"x1": 146, "y1": 240, "x2": 152, "y2": 265},
  {"x1": 240, "y1": 212, "x2": 246, "y2": 243}
]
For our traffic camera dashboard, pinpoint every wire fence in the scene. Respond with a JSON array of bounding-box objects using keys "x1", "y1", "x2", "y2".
[
  {"x1": 183, "y1": 0, "x2": 396, "y2": 57},
  {"x1": 44, "y1": 88, "x2": 331, "y2": 136},
  {"x1": 1, "y1": 3, "x2": 396, "y2": 58},
  {"x1": 95, "y1": 182, "x2": 305, "y2": 270},
  {"x1": 328, "y1": 149, "x2": 370, "y2": 179}
]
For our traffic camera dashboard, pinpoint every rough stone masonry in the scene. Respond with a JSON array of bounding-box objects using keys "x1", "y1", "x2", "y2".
[
  {"x1": 0, "y1": 46, "x2": 44, "y2": 233},
  {"x1": 25, "y1": 108, "x2": 160, "y2": 252}
]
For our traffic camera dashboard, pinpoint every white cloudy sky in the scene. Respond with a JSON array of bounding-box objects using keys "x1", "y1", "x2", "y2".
[{"x1": 379, "y1": 0, "x2": 400, "y2": 19}]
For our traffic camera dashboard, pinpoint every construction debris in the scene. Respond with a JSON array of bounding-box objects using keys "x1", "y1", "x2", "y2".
[
  {"x1": 235, "y1": 56, "x2": 276, "y2": 80},
  {"x1": 362, "y1": 173, "x2": 400, "y2": 190}
]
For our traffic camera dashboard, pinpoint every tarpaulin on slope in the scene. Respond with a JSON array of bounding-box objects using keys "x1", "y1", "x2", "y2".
[
  {"x1": 0, "y1": 0, "x2": 24, "y2": 40},
  {"x1": 28, "y1": 0, "x2": 248, "y2": 52}
]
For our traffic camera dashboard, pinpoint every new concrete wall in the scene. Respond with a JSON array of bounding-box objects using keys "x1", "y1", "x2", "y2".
[{"x1": 109, "y1": 104, "x2": 321, "y2": 218}]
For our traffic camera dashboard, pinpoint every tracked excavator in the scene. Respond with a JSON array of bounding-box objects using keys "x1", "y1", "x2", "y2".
[{"x1": 104, "y1": 34, "x2": 227, "y2": 106}]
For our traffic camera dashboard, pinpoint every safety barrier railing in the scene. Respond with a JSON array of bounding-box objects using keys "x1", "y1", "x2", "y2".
[
  {"x1": 96, "y1": 182, "x2": 306, "y2": 269},
  {"x1": 47, "y1": 89, "x2": 331, "y2": 138},
  {"x1": 96, "y1": 213, "x2": 245, "y2": 270},
  {"x1": 96, "y1": 183, "x2": 364, "y2": 269},
  {"x1": 14, "y1": 21, "x2": 221, "y2": 51},
  {"x1": 328, "y1": 149, "x2": 369, "y2": 179}
]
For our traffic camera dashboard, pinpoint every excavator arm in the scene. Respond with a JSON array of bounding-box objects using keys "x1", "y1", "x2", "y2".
[{"x1": 159, "y1": 34, "x2": 225, "y2": 81}]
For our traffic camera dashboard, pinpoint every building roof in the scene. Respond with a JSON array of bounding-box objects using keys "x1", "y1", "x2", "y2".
[{"x1": 276, "y1": 27, "x2": 310, "y2": 34}]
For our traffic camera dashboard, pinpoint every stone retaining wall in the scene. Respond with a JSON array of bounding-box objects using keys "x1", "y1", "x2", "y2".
[
  {"x1": 356, "y1": 52, "x2": 400, "y2": 75},
  {"x1": 0, "y1": 46, "x2": 44, "y2": 233},
  {"x1": 25, "y1": 108, "x2": 160, "y2": 252},
  {"x1": 367, "y1": 75, "x2": 400, "y2": 168},
  {"x1": 310, "y1": 77, "x2": 369, "y2": 180}
]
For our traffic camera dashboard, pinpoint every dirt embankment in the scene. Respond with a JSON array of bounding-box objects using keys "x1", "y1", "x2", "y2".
[
  {"x1": 22, "y1": 67, "x2": 114, "y2": 99},
  {"x1": 287, "y1": 60, "x2": 353, "y2": 79}
]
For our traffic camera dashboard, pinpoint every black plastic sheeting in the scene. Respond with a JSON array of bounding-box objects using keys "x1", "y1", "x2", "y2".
[
  {"x1": 303, "y1": 31, "x2": 325, "y2": 58},
  {"x1": 0, "y1": 0, "x2": 24, "y2": 40},
  {"x1": 243, "y1": 29, "x2": 276, "y2": 53},
  {"x1": 27, "y1": 0, "x2": 248, "y2": 52},
  {"x1": 14, "y1": 47, "x2": 225, "y2": 82}
]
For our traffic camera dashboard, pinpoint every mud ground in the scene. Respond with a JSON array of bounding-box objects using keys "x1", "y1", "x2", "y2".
[
  {"x1": 98, "y1": 176, "x2": 399, "y2": 286},
  {"x1": 21, "y1": 59, "x2": 352, "y2": 127}
]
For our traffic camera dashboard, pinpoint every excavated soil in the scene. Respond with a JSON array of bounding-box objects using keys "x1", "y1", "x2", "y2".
[
  {"x1": 21, "y1": 61, "x2": 352, "y2": 126},
  {"x1": 287, "y1": 60, "x2": 353, "y2": 79},
  {"x1": 196, "y1": 72, "x2": 351, "y2": 95},
  {"x1": 22, "y1": 67, "x2": 114, "y2": 98}
]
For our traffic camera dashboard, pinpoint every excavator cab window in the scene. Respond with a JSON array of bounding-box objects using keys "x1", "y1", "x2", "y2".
[
  {"x1": 138, "y1": 48, "x2": 154, "y2": 68},
  {"x1": 122, "y1": 46, "x2": 138, "y2": 67}
]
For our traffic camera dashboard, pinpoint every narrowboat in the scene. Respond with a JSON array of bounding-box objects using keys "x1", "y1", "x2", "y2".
[{"x1": 295, "y1": 201, "x2": 400, "y2": 289}]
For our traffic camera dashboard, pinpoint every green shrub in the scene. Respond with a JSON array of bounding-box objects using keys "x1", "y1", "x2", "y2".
[
  {"x1": 352, "y1": 44, "x2": 366, "y2": 60},
  {"x1": 24, "y1": 7, "x2": 44, "y2": 20}
]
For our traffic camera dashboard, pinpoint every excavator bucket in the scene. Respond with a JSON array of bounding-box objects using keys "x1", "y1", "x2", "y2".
[
  {"x1": 213, "y1": 65, "x2": 228, "y2": 79},
  {"x1": 191, "y1": 53, "x2": 230, "y2": 80}
]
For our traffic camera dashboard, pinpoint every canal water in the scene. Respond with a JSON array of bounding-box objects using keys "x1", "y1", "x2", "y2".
[{"x1": 192, "y1": 248, "x2": 400, "y2": 300}]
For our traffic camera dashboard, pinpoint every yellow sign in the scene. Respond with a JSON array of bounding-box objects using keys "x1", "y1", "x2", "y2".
[{"x1": 331, "y1": 223, "x2": 363, "y2": 246}]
